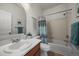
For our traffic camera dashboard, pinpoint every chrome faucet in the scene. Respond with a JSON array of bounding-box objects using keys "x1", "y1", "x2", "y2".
[{"x1": 12, "y1": 38, "x2": 20, "y2": 43}]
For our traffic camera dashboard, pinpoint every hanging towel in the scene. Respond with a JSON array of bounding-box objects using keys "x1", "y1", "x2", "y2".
[
  {"x1": 71, "y1": 22, "x2": 79, "y2": 45},
  {"x1": 17, "y1": 27, "x2": 23, "y2": 34}
]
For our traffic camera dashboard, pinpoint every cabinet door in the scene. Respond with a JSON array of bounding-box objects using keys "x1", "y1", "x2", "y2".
[
  {"x1": 34, "y1": 49, "x2": 41, "y2": 56},
  {"x1": 24, "y1": 43, "x2": 40, "y2": 56}
]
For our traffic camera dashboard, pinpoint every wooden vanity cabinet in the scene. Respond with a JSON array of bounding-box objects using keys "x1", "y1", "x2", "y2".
[{"x1": 24, "y1": 43, "x2": 41, "y2": 56}]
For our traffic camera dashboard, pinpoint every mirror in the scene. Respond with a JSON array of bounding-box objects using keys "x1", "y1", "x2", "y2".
[{"x1": 0, "y1": 3, "x2": 26, "y2": 36}]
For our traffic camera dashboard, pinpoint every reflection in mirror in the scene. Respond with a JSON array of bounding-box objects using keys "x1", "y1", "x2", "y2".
[
  {"x1": 0, "y1": 3, "x2": 26, "y2": 46},
  {"x1": 0, "y1": 3, "x2": 26, "y2": 35},
  {"x1": 0, "y1": 10, "x2": 11, "y2": 36}
]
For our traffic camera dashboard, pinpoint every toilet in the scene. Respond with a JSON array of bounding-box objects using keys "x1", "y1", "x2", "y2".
[
  {"x1": 40, "y1": 43, "x2": 50, "y2": 56},
  {"x1": 33, "y1": 36, "x2": 50, "y2": 56}
]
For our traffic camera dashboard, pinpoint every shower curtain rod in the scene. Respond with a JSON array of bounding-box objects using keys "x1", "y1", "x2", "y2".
[{"x1": 44, "y1": 9, "x2": 72, "y2": 16}]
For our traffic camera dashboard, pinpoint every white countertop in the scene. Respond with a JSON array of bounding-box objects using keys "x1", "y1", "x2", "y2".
[{"x1": 0, "y1": 39, "x2": 41, "y2": 56}]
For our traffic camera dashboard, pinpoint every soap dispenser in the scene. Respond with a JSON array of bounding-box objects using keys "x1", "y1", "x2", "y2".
[{"x1": 27, "y1": 33, "x2": 32, "y2": 39}]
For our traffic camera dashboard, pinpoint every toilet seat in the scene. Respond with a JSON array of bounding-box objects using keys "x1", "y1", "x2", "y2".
[{"x1": 40, "y1": 43, "x2": 50, "y2": 51}]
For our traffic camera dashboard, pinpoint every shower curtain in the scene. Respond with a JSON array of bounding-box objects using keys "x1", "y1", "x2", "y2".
[{"x1": 38, "y1": 16, "x2": 48, "y2": 44}]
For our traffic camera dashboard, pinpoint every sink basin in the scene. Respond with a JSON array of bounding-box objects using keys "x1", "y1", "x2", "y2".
[
  {"x1": 9, "y1": 41, "x2": 30, "y2": 50},
  {"x1": 3, "y1": 40, "x2": 31, "y2": 54}
]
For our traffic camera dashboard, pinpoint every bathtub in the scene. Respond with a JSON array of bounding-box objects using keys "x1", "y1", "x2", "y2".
[{"x1": 48, "y1": 43, "x2": 79, "y2": 56}]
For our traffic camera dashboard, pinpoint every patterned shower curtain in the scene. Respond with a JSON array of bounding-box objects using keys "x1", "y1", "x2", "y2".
[{"x1": 38, "y1": 16, "x2": 48, "y2": 44}]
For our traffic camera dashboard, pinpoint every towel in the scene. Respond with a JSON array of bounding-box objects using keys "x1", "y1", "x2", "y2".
[{"x1": 71, "y1": 22, "x2": 79, "y2": 45}]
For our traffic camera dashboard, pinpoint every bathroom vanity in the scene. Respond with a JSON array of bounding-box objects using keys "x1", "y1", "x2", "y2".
[{"x1": 0, "y1": 39, "x2": 41, "y2": 56}]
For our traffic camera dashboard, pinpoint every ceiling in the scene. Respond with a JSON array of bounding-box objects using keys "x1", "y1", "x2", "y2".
[{"x1": 31, "y1": 3, "x2": 62, "y2": 11}]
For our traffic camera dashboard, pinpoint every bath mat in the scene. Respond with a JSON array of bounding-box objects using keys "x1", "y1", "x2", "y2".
[{"x1": 47, "y1": 51, "x2": 63, "y2": 56}]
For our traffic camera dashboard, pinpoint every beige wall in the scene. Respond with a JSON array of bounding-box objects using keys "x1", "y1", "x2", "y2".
[
  {"x1": 43, "y1": 3, "x2": 78, "y2": 43},
  {"x1": 47, "y1": 17, "x2": 67, "y2": 41}
]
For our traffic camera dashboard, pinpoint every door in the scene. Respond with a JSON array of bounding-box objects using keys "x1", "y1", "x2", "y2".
[{"x1": 0, "y1": 10, "x2": 11, "y2": 36}]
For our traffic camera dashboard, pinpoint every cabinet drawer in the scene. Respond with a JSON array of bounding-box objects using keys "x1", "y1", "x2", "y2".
[{"x1": 24, "y1": 43, "x2": 40, "y2": 56}]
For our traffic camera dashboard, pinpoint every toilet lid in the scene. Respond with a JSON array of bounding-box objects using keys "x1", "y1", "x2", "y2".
[{"x1": 41, "y1": 43, "x2": 50, "y2": 49}]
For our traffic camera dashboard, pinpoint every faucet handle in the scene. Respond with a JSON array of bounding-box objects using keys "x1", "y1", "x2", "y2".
[
  {"x1": 11, "y1": 39, "x2": 16, "y2": 43},
  {"x1": 16, "y1": 38, "x2": 20, "y2": 41}
]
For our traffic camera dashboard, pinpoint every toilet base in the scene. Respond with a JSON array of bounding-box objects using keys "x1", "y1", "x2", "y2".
[
  {"x1": 40, "y1": 43, "x2": 50, "y2": 56},
  {"x1": 41, "y1": 50, "x2": 48, "y2": 56}
]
